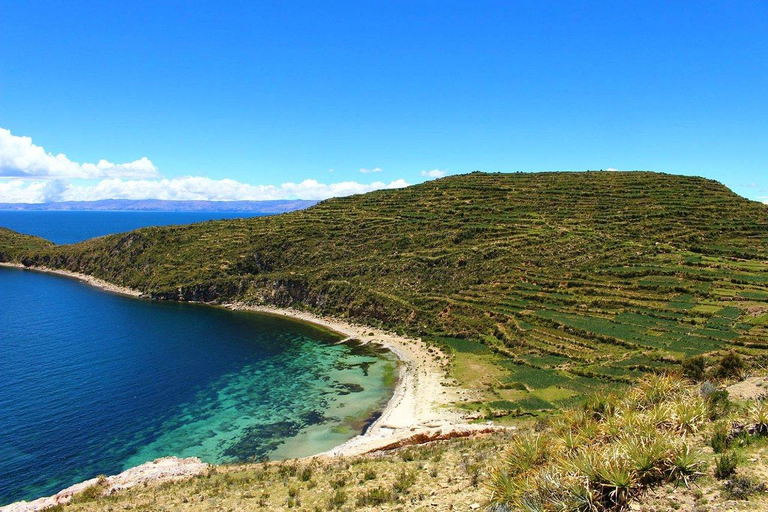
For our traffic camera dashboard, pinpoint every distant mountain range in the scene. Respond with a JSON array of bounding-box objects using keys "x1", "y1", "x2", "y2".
[{"x1": 0, "y1": 199, "x2": 318, "y2": 213}]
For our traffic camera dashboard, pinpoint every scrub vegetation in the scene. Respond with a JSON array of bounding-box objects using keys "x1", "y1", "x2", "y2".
[
  {"x1": 2, "y1": 171, "x2": 767, "y2": 412},
  {"x1": 54, "y1": 374, "x2": 768, "y2": 511}
]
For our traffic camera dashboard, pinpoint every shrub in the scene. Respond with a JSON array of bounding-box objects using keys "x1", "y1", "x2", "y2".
[
  {"x1": 709, "y1": 423, "x2": 730, "y2": 453},
  {"x1": 392, "y1": 470, "x2": 416, "y2": 495},
  {"x1": 356, "y1": 486, "x2": 392, "y2": 506},
  {"x1": 705, "y1": 389, "x2": 731, "y2": 420},
  {"x1": 330, "y1": 476, "x2": 347, "y2": 489},
  {"x1": 327, "y1": 489, "x2": 347, "y2": 509},
  {"x1": 715, "y1": 351, "x2": 746, "y2": 380},
  {"x1": 723, "y1": 475, "x2": 767, "y2": 500},
  {"x1": 682, "y1": 355, "x2": 706, "y2": 381},
  {"x1": 714, "y1": 452, "x2": 737, "y2": 479}
]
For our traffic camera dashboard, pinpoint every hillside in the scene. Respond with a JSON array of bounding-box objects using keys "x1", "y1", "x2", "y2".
[
  {"x1": 2, "y1": 171, "x2": 768, "y2": 413},
  {"x1": 0, "y1": 228, "x2": 54, "y2": 260}
]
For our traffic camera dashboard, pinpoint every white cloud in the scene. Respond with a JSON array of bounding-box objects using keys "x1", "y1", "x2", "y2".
[
  {"x1": 0, "y1": 177, "x2": 410, "y2": 203},
  {"x1": 0, "y1": 128, "x2": 412, "y2": 204},
  {"x1": 0, "y1": 128, "x2": 158, "y2": 179},
  {"x1": 421, "y1": 169, "x2": 447, "y2": 178}
]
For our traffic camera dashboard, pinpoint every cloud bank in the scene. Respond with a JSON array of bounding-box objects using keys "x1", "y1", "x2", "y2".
[
  {"x1": 0, "y1": 177, "x2": 410, "y2": 203},
  {"x1": 421, "y1": 169, "x2": 447, "y2": 178},
  {"x1": 0, "y1": 128, "x2": 158, "y2": 179},
  {"x1": 0, "y1": 128, "x2": 412, "y2": 203}
]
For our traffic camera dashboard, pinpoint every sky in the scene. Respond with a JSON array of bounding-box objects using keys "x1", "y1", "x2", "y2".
[{"x1": 0, "y1": 1, "x2": 766, "y2": 203}]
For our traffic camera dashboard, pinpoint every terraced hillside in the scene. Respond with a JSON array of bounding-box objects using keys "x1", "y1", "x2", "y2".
[{"x1": 2, "y1": 171, "x2": 768, "y2": 411}]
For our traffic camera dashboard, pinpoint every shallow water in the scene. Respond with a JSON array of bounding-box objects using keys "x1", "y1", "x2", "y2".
[{"x1": 0, "y1": 267, "x2": 396, "y2": 505}]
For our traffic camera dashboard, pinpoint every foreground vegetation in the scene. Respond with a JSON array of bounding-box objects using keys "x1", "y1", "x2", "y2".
[
  {"x1": 42, "y1": 373, "x2": 768, "y2": 511},
  {"x1": 2, "y1": 171, "x2": 767, "y2": 413}
]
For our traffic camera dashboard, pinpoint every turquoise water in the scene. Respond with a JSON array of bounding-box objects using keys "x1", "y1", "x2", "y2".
[{"x1": 0, "y1": 267, "x2": 396, "y2": 505}]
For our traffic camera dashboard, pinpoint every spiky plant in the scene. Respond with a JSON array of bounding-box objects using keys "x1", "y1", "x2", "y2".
[
  {"x1": 593, "y1": 452, "x2": 636, "y2": 510},
  {"x1": 621, "y1": 434, "x2": 674, "y2": 486},
  {"x1": 487, "y1": 466, "x2": 521, "y2": 506},
  {"x1": 750, "y1": 401, "x2": 768, "y2": 435},
  {"x1": 583, "y1": 392, "x2": 619, "y2": 421},
  {"x1": 671, "y1": 395, "x2": 708, "y2": 434},
  {"x1": 558, "y1": 430, "x2": 585, "y2": 454},
  {"x1": 505, "y1": 433, "x2": 552, "y2": 476},
  {"x1": 643, "y1": 402, "x2": 674, "y2": 431},
  {"x1": 637, "y1": 374, "x2": 681, "y2": 408},
  {"x1": 667, "y1": 444, "x2": 705, "y2": 487}
]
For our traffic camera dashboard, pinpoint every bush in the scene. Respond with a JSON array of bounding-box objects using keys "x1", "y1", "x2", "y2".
[
  {"x1": 709, "y1": 423, "x2": 730, "y2": 453},
  {"x1": 705, "y1": 389, "x2": 731, "y2": 420},
  {"x1": 392, "y1": 470, "x2": 416, "y2": 495},
  {"x1": 715, "y1": 351, "x2": 746, "y2": 380},
  {"x1": 327, "y1": 489, "x2": 347, "y2": 509},
  {"x1": 356, "y1": 486, "x2": 392, "y2": 506},
  {"x1": 723, "y1": 475, "x2": 767, "y2": 500},
  {"x1": 714, "y1": 452, "x2": 737, "y2": 479},
  {"x1": 682, "y1": 356, "x2": 706, "y2": 381}
]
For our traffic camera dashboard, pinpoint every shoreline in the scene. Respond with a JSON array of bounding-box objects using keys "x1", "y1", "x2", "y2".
[
  {"x1": 0, "y1": 262, "x2": 497, "y2": 510},
  {"x1": 0, "y1": 262, "x2": 142, "y2": 297},
  {"x1": 223, "y1": 302, "x2": 471, "y2": 457}
]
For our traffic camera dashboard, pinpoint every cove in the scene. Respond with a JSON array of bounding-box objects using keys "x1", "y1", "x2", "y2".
[{"x1": 0, "y1": 267, "x2": 396, "y2": 505}]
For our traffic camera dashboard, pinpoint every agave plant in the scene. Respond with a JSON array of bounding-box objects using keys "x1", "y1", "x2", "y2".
[
  {"x1": 583, "y1": 392, "x2": 619, "y2": 421},
  {"x1": 487, "y1": 466, "x2": 522, "y2": 507},
  {"x1": 643, "y1": 402, "x2": 674, "y2": 431},
  {"x1": 667, "y1": 444, "x2": 705, "y2": 487},
  {"x1": 672, "y1": 396, "x2": 708, "y2": 434},
  {"x1": 593, "y1": 452, "x2": 636, "y2": 510},
  {"x1": 505, "y1": 433, "x2": 552, "y2": 476},
  {"x1": 638, "y1": 374, "x2": 681, "y2": 408},
  {"x1": 558, "y1": 430, "x2": 585, "y2": 454},
  {"x1": 622, "y1": 434, "x2": 674, "y2": 486},
  {"x1": 750, "y1": 401, "x2": 768, "y2": 435}
]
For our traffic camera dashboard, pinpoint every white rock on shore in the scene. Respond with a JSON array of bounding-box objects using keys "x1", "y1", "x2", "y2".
[{"x1": 1, "y1": 457, "x2": 208, "y2": 512}]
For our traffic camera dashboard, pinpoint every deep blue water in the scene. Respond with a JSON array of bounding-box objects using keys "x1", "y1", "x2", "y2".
[
  {"x1": 0, "y1": 213, "x2": 396, "y2": 505},
  {"x1": 0, "y1": 211, "x2": 259, "y2": 245}
]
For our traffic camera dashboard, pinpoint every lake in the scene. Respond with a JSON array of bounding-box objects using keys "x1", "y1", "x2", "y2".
[{"x1": 0, "y1": 212, "x2": 396, "y2": 505}]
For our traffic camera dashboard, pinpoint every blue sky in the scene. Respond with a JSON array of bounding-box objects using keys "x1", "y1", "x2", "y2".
[{"x1": 0, "y1": 1, "x2": 766, "y2": 202}]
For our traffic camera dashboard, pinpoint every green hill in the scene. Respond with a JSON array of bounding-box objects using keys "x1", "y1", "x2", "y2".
[{"x1": 3, "y1": 171, "x2": 768, "y2": 409}]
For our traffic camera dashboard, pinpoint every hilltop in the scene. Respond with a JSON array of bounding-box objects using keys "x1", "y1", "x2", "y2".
[{"x1": 2, "y1": 171, "x2": 768, "y2": 414}]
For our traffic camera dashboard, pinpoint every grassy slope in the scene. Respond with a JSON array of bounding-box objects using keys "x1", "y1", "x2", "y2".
[
  {"x1": 0, "y1": 227, "x2": 54, "y2": 260},
  {"x1": 2, "y1": 171, "x2": 768, "y2": 412},
  {"x1": 58, "y1": 375, "x2": 768, "y2": 511}
]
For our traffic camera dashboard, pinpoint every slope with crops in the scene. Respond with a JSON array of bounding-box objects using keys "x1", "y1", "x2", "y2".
[{"x1": 2, "y1": 171, "x2": 768, "y2": 410}]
